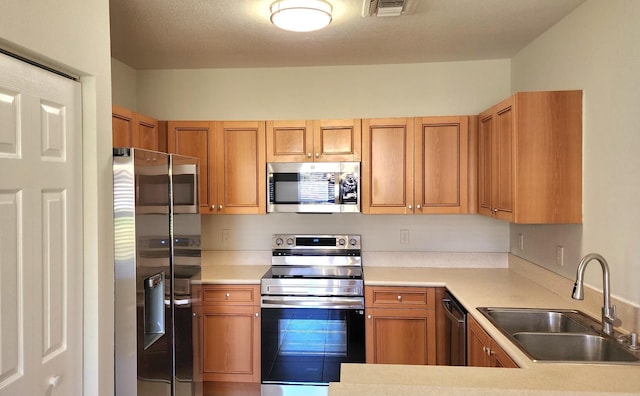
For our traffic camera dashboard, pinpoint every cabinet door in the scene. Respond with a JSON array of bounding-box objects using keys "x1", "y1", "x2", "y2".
[
  {"x1": 414, "y1": 116, "x2": 469, "y2": 214},
  {"x1": 133, "y1": 112, "x2": 159, "y2": 151},
  {"x1": 313, "y1": 119, "x2": 361, "y2": 162},
  {"x1": 494, "y1": 99, "x2": 514, "y2": 221},
  {"x1": 167, "y1": 121, "x2": 215, "y2": 214},
  {"x1": 266, "y1": 120, "x2": 314, "y2": 162},
  {"x1": 215, "y1": 121, "x2": 266, "y2": 214},
  {"x1": 478, "y1": 112, "x2": 493, "y2": 217},
  {"x1": 112, "y1": 105, "x2": 134, "y2": 148},
  {"x1": 365, "y1": 308, "x2": 435, "y2": 365},
  {"x1": 466, "y1": 315, "x2": 491, "y2": 367},
  {"x1": 201, "y1": 305, "x2": 260, "y2": 382},
  {"x1": 361, "y1": 118, "x2": 414, "y2": 214},
  {"x1": 491, "y1": 343, "x2": 518, "y2": 368}
]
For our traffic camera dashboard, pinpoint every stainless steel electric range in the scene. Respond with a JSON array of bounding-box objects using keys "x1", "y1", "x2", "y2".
[{"x1": 260, "y1": 234, "x2": 365, "y2": 396}]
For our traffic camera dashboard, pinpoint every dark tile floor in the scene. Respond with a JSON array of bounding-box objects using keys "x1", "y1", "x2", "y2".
[{"x1": 203, "y1": 381, "x2": 261, "y2": 396}]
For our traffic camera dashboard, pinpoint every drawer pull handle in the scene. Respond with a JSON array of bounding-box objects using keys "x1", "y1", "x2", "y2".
[{"x1": 397, "y1": 295, "x2": 402, "y2": 302}]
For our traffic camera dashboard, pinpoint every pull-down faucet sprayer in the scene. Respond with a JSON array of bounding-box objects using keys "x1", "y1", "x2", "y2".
[{"x1": 572, "y1": 253, "x2": 621, "y2": 335}]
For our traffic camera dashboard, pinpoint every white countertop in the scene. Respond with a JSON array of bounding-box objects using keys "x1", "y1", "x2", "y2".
[{"x1": 197, "y1": 252, "x2": 640, "y2": 394}]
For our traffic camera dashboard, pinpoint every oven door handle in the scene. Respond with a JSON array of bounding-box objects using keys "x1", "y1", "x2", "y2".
[{"x1": 261, "y1": 296, "x2": 364, "y2": 309}]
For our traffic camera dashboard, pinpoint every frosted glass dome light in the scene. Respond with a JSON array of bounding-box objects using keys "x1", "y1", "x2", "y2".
[{"x1": 270, "y1": 0, "x2": 333, "y2": 32}]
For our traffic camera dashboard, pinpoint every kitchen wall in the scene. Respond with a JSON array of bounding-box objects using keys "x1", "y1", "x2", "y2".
[
  {"x1": 510, "y1": 0, "x2": 640, "y2": 307},
  {"x1": 0, "y1": 1, "x2": 114, "y2": 395},
  {"x1": 112, "y1": 58, "x2": 137, "y2": 110},
  {"x1": 130, "y1": 59, "x2": 513, "y2": 257}
]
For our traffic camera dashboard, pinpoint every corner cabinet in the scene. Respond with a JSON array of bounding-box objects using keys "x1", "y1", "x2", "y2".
[
  {"x1": 467, "y1": 315, "x2": 518, "y2": 368},
  {"x1": 365, "y1": 286, "x2": 437, "y2": 365},
  {"x1": 478, "y1": 90, "x2": 582, "y2": 223},
  {"x1": 198, "y1": 284, "x2": 261, "y2": 383},
  {"x1": 166, "y1": 120, "x2": 266, "y2": 215},
  {"x1": 266, "y1": 119, "x2": 361, "y2": 162},
  {"x1": 361, "y1": 116, "x2": 474, "y2": 214}
]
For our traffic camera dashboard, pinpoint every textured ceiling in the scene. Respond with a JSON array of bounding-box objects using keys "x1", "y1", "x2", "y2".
[{"x1": 109, "y1": 0, "x2": 585, "y2": 70}]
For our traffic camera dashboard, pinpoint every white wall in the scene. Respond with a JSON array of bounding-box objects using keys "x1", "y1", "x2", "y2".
[
  {"x1": 511, "y1": 0, "x2": 640, "y2": 307},
  {"x1": 133, "y1": 60, "x2": 513, "y2": 256},
  {"x1": 111, "y1": 58, "x2": 138, "y2": 110},
  {"x1": 136, "y1": 60, "x2": 510, "y2": 120},
  {"x1": 0, "y1": 1, "x2": 113, "y2": 395}
]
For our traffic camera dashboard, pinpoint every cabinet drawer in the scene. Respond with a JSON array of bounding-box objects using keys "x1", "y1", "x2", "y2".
[
  {"x1": 202, "y1": 285, "x2": 259, "y2": 305},
  {"x1": 365, "y1": 286, "x2": 435, "y2": 309}
]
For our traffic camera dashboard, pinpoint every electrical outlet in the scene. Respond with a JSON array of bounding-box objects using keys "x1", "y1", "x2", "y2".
[
  {"x1": 556, "y1": 245, "x2": 564, "y2": 266},
  {"x1": 518, "y1": 234, "x2": 525, "y2": 250},
  {"x1": 222, "y1": 229, "x2": 231, "y2": 242},
  {"x1": 400, "y1": 229, "x2": 409, "y2": 245}
]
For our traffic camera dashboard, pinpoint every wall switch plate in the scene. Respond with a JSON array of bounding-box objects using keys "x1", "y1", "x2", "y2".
[
  {"x1": 400, "y1": 229, "x2": 409, "y2": 245},
  {"x1": 556, "y1": 245, "x2": 564, "y2": 266}
]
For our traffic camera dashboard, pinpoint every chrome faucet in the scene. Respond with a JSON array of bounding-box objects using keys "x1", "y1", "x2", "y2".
[{"x1": 572, "y1": 253, "x2": 621, "y2": 335}]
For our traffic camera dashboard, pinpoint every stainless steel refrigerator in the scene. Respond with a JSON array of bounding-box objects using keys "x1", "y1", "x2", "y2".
[{"x1": 114, "y1": 148, "x2": 202, "y2": 396}]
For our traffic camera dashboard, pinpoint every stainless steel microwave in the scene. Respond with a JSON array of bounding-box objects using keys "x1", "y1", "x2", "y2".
[{"x1": 267, "y1": 162, "x2": 360, "y2": 213}]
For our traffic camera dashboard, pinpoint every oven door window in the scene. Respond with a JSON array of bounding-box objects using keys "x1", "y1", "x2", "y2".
[{"x1": 261, "y1": 307, "x2": 365, "y2": 384}]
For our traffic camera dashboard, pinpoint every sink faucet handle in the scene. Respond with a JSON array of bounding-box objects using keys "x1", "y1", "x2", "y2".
[{"x1": 605, "y1": 304, "x2": 622, "y2": 327}]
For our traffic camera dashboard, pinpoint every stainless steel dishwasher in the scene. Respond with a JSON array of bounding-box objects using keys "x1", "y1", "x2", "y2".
[{"x1": 442, "y1": 291, "x2": 467, "y2": 366}]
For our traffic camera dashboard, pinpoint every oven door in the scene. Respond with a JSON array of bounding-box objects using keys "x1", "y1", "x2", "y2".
[{"x1": 260, "y1": 297, "x2": 365, "y2": 395}]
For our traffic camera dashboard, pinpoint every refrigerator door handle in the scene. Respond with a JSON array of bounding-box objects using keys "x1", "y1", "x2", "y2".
[{"x1": 143, "y1": 272, "x2": 165, "y2": 350}]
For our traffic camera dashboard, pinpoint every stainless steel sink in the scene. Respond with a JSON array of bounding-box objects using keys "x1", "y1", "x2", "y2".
[
  {"x1": 477, "y1": 307, "x2": 640, "y2": 364},
  {"x1": 479, "y1": 308, "x2": 594, "y2": 334},
  {"x1": 512, "y1": 333, "x2": 639, "y2": 363}
]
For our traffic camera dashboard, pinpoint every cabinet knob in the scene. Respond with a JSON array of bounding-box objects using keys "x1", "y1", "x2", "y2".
[
  {"x1": 210, "y1": 204, "x2": 215, "y2": 210},
  {"x1": 397, "y1": 295, "x2": 402, "y2": 302},
  {"x1": 367, "y1": 315, "x2": 372, "y2": 319},
  {"x1": 307, "y1": 153, "x2": 312, "y2": 158},
  {"x1": 225, "y1": 292, "x2": 230, "y2": 299},
  {"x1": 219, "y1": 205, "x2": 223, "y2": 210},
  {"x1": 408, "y1": 205, "x2": 412, "y2": 210},
  {"x1": 315, "y1": 153, "x2": 319, "y2": 158},
  {"x1": 416, "y1": 204, "x2": 421, "y2": 209},
  {"x1": 255, "y1": 312, "x2": 259, "y2": 317}
]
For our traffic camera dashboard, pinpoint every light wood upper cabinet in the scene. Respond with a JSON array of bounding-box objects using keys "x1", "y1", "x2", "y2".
[
  {"x1": 478, "y1": 90, "x2": 582, "y2": 223},
  {"x1": 112, "y1": 105, "x2": 135, "y2": 148},
  {"x1": 361, "y1": 118, "x2": 414, "y2": 214},
  {"x1": 266, "y1": 119, "x2": 361, "y2": 162},
  {"x1": 415, "y1": 116, "x2": 471, "y2": 214},
  {"x1": 214, "y1": 121, "x2": 266, "y2": 214},
  {"x1": 167, "y1": 121, "x2": 215, "y2": 214},
  {"x1": 112, "y1": 105, "x2": 159, "y2": 150},
  {"x1": 133, "y1": 112, "x2": 159, "y2": 151},
  {"x1": 362, "y1": 116, "x2": 473, "y2": 214},
  {"x1": 167, "y1": 121, "x2": 266, "y2": 215}
]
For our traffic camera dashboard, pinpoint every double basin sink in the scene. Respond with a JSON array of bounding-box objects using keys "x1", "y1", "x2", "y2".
[{"x1": 477, "y1": 307, "x2": 640, "y2": 364}]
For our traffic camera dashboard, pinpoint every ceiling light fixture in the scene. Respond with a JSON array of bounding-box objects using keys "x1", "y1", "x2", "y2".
[{"x1": 270, "y1": 0, "x2": 333, "y2": 32}]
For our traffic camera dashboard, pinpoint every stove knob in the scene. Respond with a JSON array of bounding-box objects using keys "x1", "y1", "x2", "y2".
[
  {"x1": 275, "y1": 238, "x2": 283, "y2": 246},
  {"x1": 349, "y1": 238, "x2": 358, "y2": 246},
  {"x1": 286, "y1": 238, "x2": 294, "y2": 246},
  {"x1": 338, "y1": 238, "x2": 346, "y2": 246}
]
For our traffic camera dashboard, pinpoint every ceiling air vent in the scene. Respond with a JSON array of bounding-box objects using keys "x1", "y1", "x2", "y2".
[{"x1": 362, "y1": 0, "x2": 417, "y2": 17}]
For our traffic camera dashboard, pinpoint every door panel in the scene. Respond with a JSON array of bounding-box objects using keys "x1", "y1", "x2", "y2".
[{"x1": 0, "y1": 52, "x2": 82, "y2": 396}]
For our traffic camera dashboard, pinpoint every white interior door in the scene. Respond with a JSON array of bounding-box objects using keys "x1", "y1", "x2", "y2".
[{"x1": 0, "y1": 52, "x2": 82, "y2": 396}]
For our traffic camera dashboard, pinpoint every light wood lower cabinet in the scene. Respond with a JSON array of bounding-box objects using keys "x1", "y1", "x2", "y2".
[
  {"x1": 365, "y1": 286, "x2": 436, "y2": 365},
  {"x1": 467, "y1": 315, "x2": 518, "y2": 368},
  {"x1": 198, "y1": 285, "x2": 261, "y2": 383}
]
